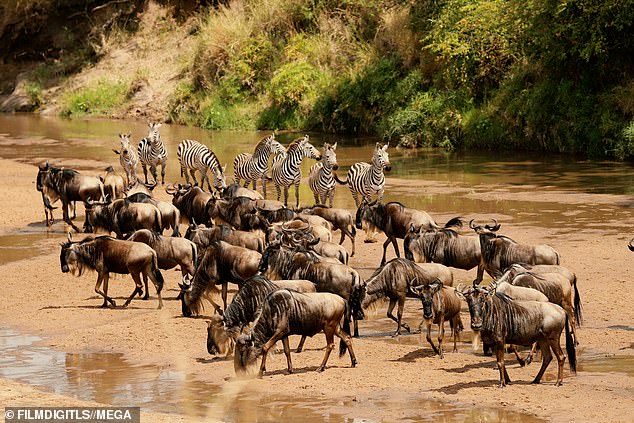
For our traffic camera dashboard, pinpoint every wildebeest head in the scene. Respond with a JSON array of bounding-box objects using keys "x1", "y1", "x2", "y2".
[
  {"x1": 178, "y1": 278, "x2": 193, "y2": 317},
  {"x1": 355, "y1": 199, "x2": 382, "y2": 230},
  {"x1": 469, "y1": 218, "x2": 501, "y2": 236},
  {"x1": 36, "y1": 161, "x2": 51, "y2": 192},
  {"x1": 59, "y1": 232, "x2": 87, "y2": 275},
  {"x1": 410, "y1": 279, "x2": 443, "y2": 320},
  {"x1": 206, "y1": 313, "x2": 233, "y2": 356},
  {"x1": 234, "y1": 333, "x2": 260, "y2": 376},
  {"x1": 372, "y1": 142, "x2": 391, "y2": 172},
  {"x1": 457, "y1": 284, "x2": 491, "y2": 331}
]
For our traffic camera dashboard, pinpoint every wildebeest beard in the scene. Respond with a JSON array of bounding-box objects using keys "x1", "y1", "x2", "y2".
[
  {"x1": 481, "y1": 292, "x2": 534, "y2": 343},
  {"x1": 60, "y1": 237, "x2": 101, "y2": 276}
]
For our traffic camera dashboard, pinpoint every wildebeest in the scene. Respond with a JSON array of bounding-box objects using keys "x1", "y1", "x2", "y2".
[
  {"x1": 206, "y1": 275, "x2": 316, "y2": 357},
  {"x1": 416, "y1": 263, "x2": 454, "y2": 287},
  {"x1": 459, "y1": 286, "x2": 576, "y2": 387},
  {"x1": 206, "y1": 196, "x2": 258, "y2": 230},
  {"x1": 59, "y1": 233, "x2": 164, "y2": 308},
  {"x1": 85, "y1": 198, "x2": 162, "y2": 239},
  {"x1": 126, "y1": 192, "x2": 181, "y2": 237},
  {"x1": 361, "y1": 258, "x2": 445, "y2": 335},
  {"x1": 234, "y1": 290, "x2": 356, "y2": 376},
  {"x1": 222, "y1": 183, "x2": 263, "y2": 200},
  {"x1": 258, "y1": 243, "x2": 365, "y2": 336},
  {"x1": 410, "y1": 280, "x2": 463, "y2": 358},
  {"x1": 299, "y1": 205, "x2": 357, "y2": 257},
  {"x1": 470, "y1": 219, "x2": 560, "y2": 284},
  {"x1": 37, "y1": 162, "x2": 106, "y2": 232},
  {"x1": 102, "y1": 166, "x2": 126, "y2": 200},
  {"x1": 166, "y1": 184, "x2": 213, "y2": 226},
  {"x1": 404, "y1": 218, "x2": 481, "y2": 270},
  {"x1": 356, "y1": 200, "x2": 438, "y2": 266},
  {"x1": 185, "y1": 222, "x2": 264, "y2": 253},
  {"x1": 127, "y1": 229, "x2": 197, "y2": 297},
  {"x1": 179, "y1": 240, "x2": 261, "y2": 315}
]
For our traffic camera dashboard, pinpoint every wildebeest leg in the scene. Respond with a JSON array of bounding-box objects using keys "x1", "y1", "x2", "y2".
[
  {"x1": 380, "y1": 238, "x2": 391, "y2": 267},
  {"x1": 222, "y1": 282, "x2": 228, "y2": 310},
  {"x1": 353, "y1": 316, "x2": 359, "y2": 338},
  {"x1": 510, "y1": 345, "x2": 526, "y2": 367},
  {"x1": 390, "y1": 236, "x2": 400, "y2": 260},
  {"x1": 525, "y1": 342, "x2": 538, "y2": 365},
  {"x1": 141, "y1": 273, "x2": 149, "y2": 300},
  {"x1": 295, "y1": 336, "x2": 307, "y2": 353},
  {"x1": 495, "y1": 342, "x2": 511, "y2": 387},
  {"x1": 317, "y1": 327, "x2": 336, "y2": 372},
  {"x1": 282, "y1": 337, "x2": 293, "y2": 374},
  {"x1": 63, "y1": 201, "x2": 81, "y2": 233},
  {"x1": 387, "y1": 298, "x2": 410, "y2": 336},
  {"x1": 334, "y1": 323, "x2": 357, "y2": 367},
  {"x1": 124, "y1": 272, "x2": 144, "y2": 307},
  {"x1": 532, "y1": 340, "x2": 553, "y2": 385},
  {"x1": 259, "y1": 330, "x2": 287, "y2": 376},
  {"x1": 95, "y1": 273, "x2": 116, "y2": 308},
  {"x1": 437, "y1": 320, "x2": 446, "y2": 358},
  {"x1": 550, "y1": 336, "x2": 566, "y2": 386},
  {"x1": 425, "y1": 321, "x2": 440, "y2": 356}
]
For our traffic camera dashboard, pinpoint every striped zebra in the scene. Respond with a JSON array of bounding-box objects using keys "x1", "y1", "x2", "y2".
[
  {"x1": 177, "y1": 139, "x2": 227, "y2": 193},
  {"x1": 113, "y1": 132, "x2": 138, "y2": 188},
  {"x1": 137, "y1": 122, "x2": 168, "y2": 185},
  {"x1": 233, "y1": 133, "x2": 285, "y2": 199},
  {"x1": 271, "y1": 135, "x2": 321, "y2": 207},
  {"x1": 308, "y1": 142, "x2": 339, "y2": 207}
]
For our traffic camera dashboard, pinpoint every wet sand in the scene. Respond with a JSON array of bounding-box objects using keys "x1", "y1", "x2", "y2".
[{"x1": 2, "y1": 157, "x2": 634, "y2": 422}]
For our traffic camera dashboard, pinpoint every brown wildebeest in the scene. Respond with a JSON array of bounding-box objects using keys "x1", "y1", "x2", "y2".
[
  {"x1": 184, "y1": 221, "x2": 264, "y2": 253},
  {"x1": 179, "y1": 240, "x2": 261, "y2": 315},
  {"x1": 356, "y1": 200, "x2": 438, "y2": 266},
  {"x1": 37, "y1": 162, "x2": 106, "y2": 232},
  {"x1": 166, "y1": 184, "x2": 213, "y2": 226},
  {"x1": 361, "y1": 258, "x2": 442, "y2": 336},
  {"x1": 59, "y1": 233, "x2": 164, "y2": 308},
  {"x1": 126, "y1": 192, "x2": 181, "y2": 237},
  {"x1": 410, "y1": 280, "x2": 463, "y2": 358},
  {"x1": 222, "y1": 183, "x2": 263, "y2": 200},
  {"x1": 469, "y1": 219, "x2": 560, "y2": 284},
  {"x1": 102, "y1": 166, "x2": 126, "y2": 200},
  {"x1": 206, "y1": 275, "x2": 316, "y2": 357},
  {"x1": 234, "y1": 290, "x2": 356, "y2": 376},
  {"x1": 299, "y1": 205, "x2": 356, "y2": 256},
  {"x1": 85, "y1": 198, "x2": 162, "y2": 239},
  {"x1": 458, "y1": 286, "x2": 576, "y2": 387}
]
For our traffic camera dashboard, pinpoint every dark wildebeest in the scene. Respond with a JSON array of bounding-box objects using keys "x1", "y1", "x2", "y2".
[
  {"x1": 404, "y1": 218, "x2": 481, "y2": 271},
  {"x1": 258, "y1": 243, "x2": 365, "y2": 336},
  {"x1": 166, "y1": 184, "x2": 213, "y2": 226},
  {"x1": 410, "y1": 280, "x2": 463, "y2": 358},
  {"x1": 459, "y1": 286, "x2": 576, "y2": 387},
  {"x1": 179, "y1": 240, "x2": 261, "y2": 315},
  {"x1": 59, "y1": 233, "x2": 164, "y2": 308},
  {"x1": 361, "y1": 258, "x2": 446, "y2": 336},
  {"x1": 85, "y1": 198, "x2": 162, "y2": 239},
  {"x1": 126, "y1": 192, "x2": 181, "y2": 237},
  {"x1": 102, "y1": 166, "x2": 126, "y2": 200},
  {"x1": 126, "y1": 229, "x2": 197, "y2": 298},
  {"x1": 222, "y1": 183, "x2": 263, "y2": 200},
  {"x1": 38, "y1": 183, "x2": 76, "y2": 227},
  {"x1": 234, "y1": 290, "x2": 356, "y2": 376},
  {"x1": 356, "y1": 200, "x2": 438, "y2": 266},
  {"x1": 206, "y1": 275, "x2": 316, "y2": 357},
  {"x1": 299, "y1": 205, "x2": 357, "y2": 256},
  {"x1": 206, "y1": 196, "x2": 258, "y2": 229},
  {"x1": 470, "y1": 219, "x2": 560, "y2": 284},
  {"x1": 185, "y1": 221, "x2": 264, "y2": 253},
  {"x1": 37, "y1": 162, "x2": 106, "y2": 232},
  {"x1": 281, "y1": 225, "x2": 349, "y2": 265}
]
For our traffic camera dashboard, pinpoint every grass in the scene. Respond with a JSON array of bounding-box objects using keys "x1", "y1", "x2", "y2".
[{"x1": 60, "y1": 78, "x2": 129, "y2": 118}]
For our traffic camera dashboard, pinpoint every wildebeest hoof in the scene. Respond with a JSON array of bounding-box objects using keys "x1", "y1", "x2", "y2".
[
  {"x1": 364, "y1": 238, "x2": 377, "y2": 243},
  {"x1": 317, "y1": 366, "x2": 325, "y2": 372},
  {"x1": 287, "y1": 369, "x2": 294, "y2": 374},
  {"x1": 295, "y1": 348, "x2": 303, "y2": 353},
  {"x1": 100, "y1": 302, "x2": 109, "y2": 308},
  {"x1": 142, "y1": 295, "x2": 150, "y2": 300},
  {"x1": 351, "y1": 359, "x2": 357, "y2": 368}
]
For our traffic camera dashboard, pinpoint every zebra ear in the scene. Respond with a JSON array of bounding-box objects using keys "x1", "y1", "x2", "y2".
[
  {"x1": 382, "y1": 143, "x2": 389, "y2": 151},
  {"x1": 222, "y1": 164, "x2": 227, "y2": 172},
  {"x1": 126, "y1": 132, "x2": 131, "y2": 138},
  {"x1": 332, "y1": 142, "x2": 337, "y2": 150}
]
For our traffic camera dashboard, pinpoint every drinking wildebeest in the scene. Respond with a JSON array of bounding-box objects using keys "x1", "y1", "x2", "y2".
[
  {"x1": 59, "y1": 233, "x2": 164, "y2": 309},
  {"x1": 404, "y1": 218, "x2": 481, "y2": 270},
  {"x1": 299, "y1": 205, "x2": 357, "y2": 256},
  {"x1": 458, "y1": 285, "x2": 576, "y2": 387},
  {"x1": 37, "y1": 162, "x2": 106, "y2": 232},
  {"x1": 166, "y1": 184, "x2": 213, "y2": 226},
  {"x1": 185, "y1": 221, "x2": 264, "y2": 253},
  {"x1": 258, "y1": 243, "x2": 365, "y2": 336},
  {"x1": 410, "y1": 280, "x2": 463, "y2": 358},
  {"x1": 126, "y1": 192, "x2": 181, "y2": 237},
  {"x1": 126, "y1": 229, "x2": 197, "y2": 297},
  {"x1": 206, "y1": 275, "x2": 316, "y2": 357},
  {"x1": 356, "y1": 200, "x2": 439, "y2": 266},
  {"x1": 469, "y1": 219, "x2": 560, "y2": 284},
  {"x1": 85, "y1": 198, "x2": 162, "y2": 239},
  {"x1": 179, "y1": 240, "x2": 261, "y2": 315},
  {"x1": 234, "y1": 290, "x2": 357, "y2": 376}
]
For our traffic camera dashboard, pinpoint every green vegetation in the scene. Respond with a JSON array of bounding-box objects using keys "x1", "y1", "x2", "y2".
[{"x1": 60, "y1": 79, "x2": 129, "y2": 118}]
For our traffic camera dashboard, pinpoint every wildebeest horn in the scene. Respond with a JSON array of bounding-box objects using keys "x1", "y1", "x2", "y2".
[
  {"x1": 629, "y1": 238, "x2": 634, "y2": 252},
  {"x1": 485, "y1": 218, "x2": 501, "y2": 231},
  {"x1": 67, "y1": 231, "x2": 73, "y2": 242},
  {"x1": 469, "y1": 219, "x2": 477, "y2": 229},
  {"x1": 165, "y1": 183, "x2": 177, "y2": 194}
]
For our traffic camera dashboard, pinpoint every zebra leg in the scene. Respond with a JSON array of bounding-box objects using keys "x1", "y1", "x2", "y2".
[
  {"x1": 150, "y1": 164, "x2": 158, "y2": 185},
  {"x1": 261, "y1": 177, "x2": 267, "y2": 199},
  {"x1": 182, "y1": 167, "x2": 190, "y2": 185},
  {"x1": 141, "y1": 164, "x2": 149, "y2": 184},
  {"x1": 189, "y1": 169, "x2": 199, "y2": 187},
  {"x1": 160, "y1": 163, "x2": 166, "y2": 185},
  {"x1": 201, "y1": 170, "x2": 212, "y2": 192},
  {"x1": 327, "y1": 190, "x2": 335, "y2": 208},
  {"x1": 295, "y1": 181, "x2": 300, "y2": 208}
]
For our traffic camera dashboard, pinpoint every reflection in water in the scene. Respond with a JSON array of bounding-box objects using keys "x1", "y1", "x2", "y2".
[{"x1": 0, "y1": 328, "x2": 545, "y2": 422}]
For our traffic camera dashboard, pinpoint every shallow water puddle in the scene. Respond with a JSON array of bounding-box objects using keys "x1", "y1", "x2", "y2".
[
  {"x1": 0, "y1": 232, "x2": 57, "y2": 266},
  {"x1": 0, "y1": 328, "x2": 544, "y2": 422},
  {"x1": 578, "y1": 352, "x2": 634, "y2": 377}
]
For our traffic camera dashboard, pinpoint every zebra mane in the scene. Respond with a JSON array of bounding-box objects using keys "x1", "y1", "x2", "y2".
[
  {"x1": 253, "y1": 135, "x2": 274, "y2": 156},
  {"x1": 286, "y1": 137, "x2": 306, "y2": 155}
]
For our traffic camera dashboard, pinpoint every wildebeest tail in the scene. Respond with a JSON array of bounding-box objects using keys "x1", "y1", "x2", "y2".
[
  {"x1": 340, "y1": 303, "x2": 351, "y2": 357},
  {"x1": 573, "y1": 274, "x2": 583, "y2": 325},
  {"x1": 565, "y1": 314, "x2": 577, "y2": 374},
  {"x1": 152, "y1": 254, "x2": 164, "y2": 293},
  {"x1": 349, "y1": 273, "x2": 365, "y2": 320},
  {"x1": 334, "y1": 172, "x2": 347, "y2": 185},
  {"x1": 403, "y1": 235, "x2": 413, "y2": 261},
  {"x1": 191, "y1": 243, "x2": 198, "y2": 274},
  {"x1": 154, "y1": 210, "x2": 162, "y2": 233}
]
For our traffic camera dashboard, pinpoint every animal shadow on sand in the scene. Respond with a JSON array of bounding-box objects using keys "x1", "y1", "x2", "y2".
[
  {"x1": 196, "y1": 356, "x2": 230, "y2": 364},
  {"x1": 442, "y1": 359, "x2": 501, "y2": 374},
  {"x1": 392, "y1": 348, "x2": 437, "y2": 363},
  {"x1": 432, "y1": 379, "x2": 503, "y2": 394}
]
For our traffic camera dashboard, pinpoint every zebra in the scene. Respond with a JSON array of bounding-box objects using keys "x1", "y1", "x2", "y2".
[
  {"x1": 308, "y1": 142, "x2": 339, "y2": 207},
  {"x1": 233, "y1": 133, "x2": 285, "y2": 199},
  {"x1": 113, "y1": 132, "x2": 138, "y2": 188},
  {"x1": 334, "y1": 142, "x2": 390, "y2": 242},
  {"x1": 137, "y1": 122, "x2": 168, "y2": 185},
  {"x1": 271, "y1": 135, "x2": 321, "y2": 207},
  {"x1": 177, "y1": 139, "x2": 227, "y2": 193}
]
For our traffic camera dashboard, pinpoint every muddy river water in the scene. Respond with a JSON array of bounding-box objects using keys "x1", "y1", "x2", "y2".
[{"x1": 1, "y1": 114, "x2": 634, "y2": 421}]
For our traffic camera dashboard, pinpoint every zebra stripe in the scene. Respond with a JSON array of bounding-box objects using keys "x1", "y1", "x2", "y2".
[
  {"x1": 308, "y1": 142, "x2": 339, "y2": 208},
  {"x1": 233, "y1": 133, "x2": 284, "y2": 199},
  {"x1": 137, "y1": 122, "x2": 168, "y2": 185},
  {"x1": 116, "y1": 132, "x2": 138, "y2": 187},
  {"x1": 177, "y1": 139, "x2": 227, "y2": 192},
  {"x1": 343, "y1": 143, "x2": 391, "y2": 207},
  {"x1": 271, "y1": 135, "x2": 321, "y2": 207}
]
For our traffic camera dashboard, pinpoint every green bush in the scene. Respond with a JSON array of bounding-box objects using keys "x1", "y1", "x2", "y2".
[{"x1": 60, "y1": 79, "x2": 128, "y2": 118}]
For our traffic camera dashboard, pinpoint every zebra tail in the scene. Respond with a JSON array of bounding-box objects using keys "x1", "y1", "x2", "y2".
[{"x1": 334, "y1": 172, "x2": 347, "y2": 185}]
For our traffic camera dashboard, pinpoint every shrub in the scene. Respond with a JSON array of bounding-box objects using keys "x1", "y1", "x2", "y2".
[{"x1": 60, "y1": 79, "x2": 128, "y2": 118}]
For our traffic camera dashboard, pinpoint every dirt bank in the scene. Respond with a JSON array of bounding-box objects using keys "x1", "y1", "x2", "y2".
[{"x1": 1, "y1": 157, "x2": 634, "y2": 422}]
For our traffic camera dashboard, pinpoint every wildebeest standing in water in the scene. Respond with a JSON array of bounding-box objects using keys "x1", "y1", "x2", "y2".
[
  {"x1": 59, "y1": 233, "x2": 164, "y2": 308},
  {"x1": 37, "y1": 162, "x2": 105, "y2": 232},
  {"x1": 458, "y1": 285, "x2": 576, "y2": 387},
  {"x1": 356, "y1": 200, "x2": 438, "y2": 266},
  {"x1": 234, "y1": 290, "x2": 357, "y2": 376}
]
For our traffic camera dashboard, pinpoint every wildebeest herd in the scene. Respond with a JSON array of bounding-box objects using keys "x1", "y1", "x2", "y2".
[{"x1": 39, "y1": 123, "x2": 588, "y2": 387}]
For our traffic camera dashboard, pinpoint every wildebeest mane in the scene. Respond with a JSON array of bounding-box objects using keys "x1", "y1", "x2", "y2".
[
  {"x1": 482, "y1": 292, "x2": 535, "y2": 342},
  {"x1": 362, "y1": 258, "x2": 422, "y2": 308},
  {"x1": 61, "y1": 236, "x2": 114, "y2": 276},
  {"x1": 223, "y1": 275, "x2": 278, "y2": 333},
  {"x1": 259, "y1": 244, "x2": 320, "y2": 279}
]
